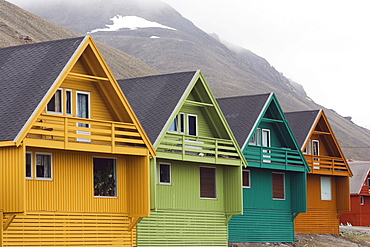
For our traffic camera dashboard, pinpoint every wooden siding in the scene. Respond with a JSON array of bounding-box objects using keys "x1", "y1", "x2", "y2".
[
  {"x1": 0, "y1": 146, "x2": 25, "y2": 213},
  {"x1": 295, "y1": 174, "x2": 340, "y2": 234},
  {"x1": 137, "y1": 209, "x2": 227, "y2": 246},
  {"x1": 154, "y1": 160, "x2": 225, "y2": 211},
  {"x1": 340, "y1": 195, "x2": 370, "y2": 226},
  {"x1": 223, "y1": 165, "x2": 243, "y2": 215},
  {"x1": 26, "y1": 147, "x2": 128, "y2": 213},
  {"x1": 2, "y1": 211, "x2": 136, "y2": 246},
  {"x1": 228, "y1": 208, "x2": 294, "y2": 242}
]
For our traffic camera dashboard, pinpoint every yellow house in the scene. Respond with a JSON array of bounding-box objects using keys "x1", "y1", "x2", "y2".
[{"x1": 0, "y1": 36, "x2": 155, "y2": 246}]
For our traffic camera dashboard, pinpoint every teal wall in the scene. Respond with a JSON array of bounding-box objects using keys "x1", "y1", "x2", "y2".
[{"x1": 228, "y1": 167, "x2": 297, "y2": 243}]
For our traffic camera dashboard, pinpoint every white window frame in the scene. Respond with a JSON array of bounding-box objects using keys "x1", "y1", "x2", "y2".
[
  {"x1": 361, "y1": 195, "x2": 365, "y2": 205},
  {"x1": 272, "y1": 172, "x2": 285, "y2": 200},
  {"x1": 76, "y1": 91, "x2": 91, "y2": 142},
  {"x1": 242, "y1": 170, "x2": 251, "y2": 188},
  {"x1": 249, "y1": 128, "x2": 261, "y2": 145},
  {"x1": 35, "y1": 152, "x2": 53, "y2": 181},
  {"x1": 200, "y1": 166, "x2": 217, "y2": 199},
  {"x1": 187, "y1": 114, "x2": 198, "y2": 136},
  {"x1": 179, "y1": 112, "x2": 185, "y2": 134},
  {"x1": 304, "y1": 139, "x2": 312, "y2": 154},
  {"x1": 157, "y1": 163, "x2": 172, "y2": 185},
  {"x1": 46, "y1": 88, "x2": 63, "y2": 114},
  {"x1": 320, "y1": 176, "x2": 332, "y2": 201},
  {"x1": 26, "y1": 151, "x2": 33, "y2": 179},
  {"x1": 262, "y1": 129, "x2": 271, "y2": 163},
  {"x1": 312, "y1": 140, "x2": 320, "y2": 169},
  {"x1": 93, "y1": 157, "x2": 117, "y2": 198}
]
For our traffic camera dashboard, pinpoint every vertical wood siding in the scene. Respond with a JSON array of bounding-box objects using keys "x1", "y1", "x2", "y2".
[
  {"x1": 0, "y1": 146, "x2": 25, "y2": 213},
  {"x1": 137, "y1": 209, "x2": 227, "y2": 246},
  {"x1": 2, "y1": 211, "x2": 136, "y2": 246},
  {"x1": 26, "y1": 148, "x2": 128, "y2": 213},
  {"x1": 340, "y1": 196, "x2": 370, "y2": 226},
  {"x1": 155, "y1": 160, "x2": 224, "y2": 211},
  {"x1": 295, "y1": 174, "x2": 339, "y2": 233},
  {"x1": 228, "y1": 208, "x2": 294, "y2": 242}
]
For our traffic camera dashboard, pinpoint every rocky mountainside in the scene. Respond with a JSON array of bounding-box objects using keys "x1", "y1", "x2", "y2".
[{"x1": 4, "y1": 0, "x2": 370, "y2": 160}]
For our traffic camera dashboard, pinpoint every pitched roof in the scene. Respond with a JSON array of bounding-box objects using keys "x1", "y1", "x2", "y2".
[
  {"x1": 217, "y1": 93, "x2": 271, "y2": 148},
  {"x1": 347, "y1": 160, "x2": 370, "y2": 194},
  {"x1": 284, "y1": 110, "x2": 321, "y2": 148},
  {"x1": 117, "y1": 71, "x2": 197, "y2": 144},
  {"x1": 0, "y1": 37, "x2": 85, "y2": 141}
]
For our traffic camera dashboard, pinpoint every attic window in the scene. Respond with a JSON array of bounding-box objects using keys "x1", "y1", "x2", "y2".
[
  {"x1": 47, "y1": 89, "x2": 62, "y2": 113},
  {"x1": 168, "y1": 113, "x2": 185, "y2": 134}
]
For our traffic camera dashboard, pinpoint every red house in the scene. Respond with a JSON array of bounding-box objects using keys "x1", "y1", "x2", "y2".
[{"x1": 340, "y1": 160, "x2": 370, "y2": 226}]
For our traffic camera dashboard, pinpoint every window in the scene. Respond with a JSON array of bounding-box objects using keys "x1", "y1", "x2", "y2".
[
  {"x1": 200, "y1": 167, "x2": 216, "y2": 199},
  {"x1": 242, "y1": 170, "x2": 250, "y2": 188},
  {"x1": 320, "y1": 177, "x2": 332, "y2": 200},
  {"x1": 158, "y1": 163, "x2": 171, "y2": 185},
  {"x1": 36, "y1": 153, "x2": 52, "y2": 179},
  {"x1": 26, "y1": 152, "x2": 32, "y2": 179},
  {"x1": 304, "y1": 139, "x2": 312, "y2": 154},
  {"x1": 272, "y1": 172, "x2": 285, "y2": 200},
  {"x1": 47, "y1": 88, "x2": 62, "y2": 113},
  {"x1": 361, "y1": 196, "x2": 365, "y2": 205},
  {"x1": 66, "y1": 89, "x2": 72, "y2": 115},
  {"x1": 188, "y1": 114, "x2": 198, "y2": 136},
  {"x1": 249, "y1": 128, "x2": 260, "y2": 145},
  {"x1": 367, "y1": 176, "x2": 370, "y2": 186},
  {"x1": 93, "y1": 157, "x2": 116, "y2": 197}
]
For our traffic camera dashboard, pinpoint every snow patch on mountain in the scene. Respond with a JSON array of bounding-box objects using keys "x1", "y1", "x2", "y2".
[{"x1": 89, "y1": 15, "x2": 176, "y2": 34}]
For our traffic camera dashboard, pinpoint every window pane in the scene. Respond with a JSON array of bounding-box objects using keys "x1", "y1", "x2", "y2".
[
  {"x1": 179, "y1": 113, "x2": 185, "y2": 133},
  {"x1": 272, "y1": 173, "x2": 285, "y2": 199},
  {"x1": 159, "y1": 164, "x2": 171, "y2": 184},
  {"x1": 94, "y1": 158, "x2": 116, "y2": 197},
  {"x1": 66, "y1": 90, "x2": 72, "y2": 115},
  {"x1": 47, "y1": 89, "x2": 62, "y2": 113},
  {"x1": 26, "y1": 153, "x2": 32, "y2": 178},
  {"x1": 242, "y1": 170, "x2": 250, "y2": 187},
  {"x1": 36, "y1": 154, "x2": 52, "y2": 179},
  {"x1": 200, "y1": 167, "x2": 216, "y2": 198},
  {"x1": 188, "y1": 115, "x2": 197, "y2": 136},
  {"x1": 320, "y1": 177, "x2": 332, "y2": 200},
  {"x1": 169, "y1": 116, "x2": 178, "y2": 132}
]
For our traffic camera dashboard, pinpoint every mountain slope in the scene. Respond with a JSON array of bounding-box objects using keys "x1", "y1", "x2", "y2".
[
  {"x1": 0, "y1": 0, "x2": 158, "y2": 79},
  {"x1": 5, "y1": 0, "x2": 370, "y2": 160}
]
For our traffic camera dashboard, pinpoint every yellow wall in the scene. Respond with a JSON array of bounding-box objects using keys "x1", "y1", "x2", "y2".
[
  {"x1": 26, "y1": 147, "x2": 128, "y2": 213},
  {"x1": 0, "y1": 146, "x2": 25, "y2": 213}
]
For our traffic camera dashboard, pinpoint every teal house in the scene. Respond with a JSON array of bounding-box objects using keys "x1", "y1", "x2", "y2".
[
  {"x1": 118, "y1": 70, "x2": 246, "y2": 246},
  {"x1": 218, "y1": 93, "x2": 309, "y2": 242}
]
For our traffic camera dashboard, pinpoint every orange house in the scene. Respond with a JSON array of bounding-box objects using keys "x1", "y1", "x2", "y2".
[{"x1": 285, "y1": 109, "x2": 352, "y2": 234}]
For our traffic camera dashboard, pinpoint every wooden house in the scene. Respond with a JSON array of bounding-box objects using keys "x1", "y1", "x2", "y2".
[
  {"x1": 285, "y1": 109, "x2": 352, "y2": 234},
  {"x1": 118, "y1": 71, "x2": 246, "y2": 246},
  {"x1": 217, "y1": 93, "x2": 308, "y2": 243},
  {"x1": 0, "y1": 36, "x2": 156, "y2": 246},
  {"x1": 340, "y1": 160, "x2": 370, "y2": 226}
]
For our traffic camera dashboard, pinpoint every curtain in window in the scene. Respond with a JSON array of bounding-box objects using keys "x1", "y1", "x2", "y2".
[
  {"x1": 77, "y1": 93, "x2": 89, "y2": 127},
  {"x1": 36, "y1": 154, "x2": 51, "y2": 178}
]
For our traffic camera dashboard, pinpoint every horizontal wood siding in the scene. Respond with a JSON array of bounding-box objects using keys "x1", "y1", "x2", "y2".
[
  {"x1": 228, "y1": 208, "x2": 294, "y2": 242},
  {"x1": 155, "y1": 160, "x2": 224, "y2": 211},
  {"x1": 26, "y1": 148, "x2": 128, "y2": 213},
  {"x1": 2, "y1": 211, "x2": 135, "y2": 246},
  {"x1": 137, "y1": 209, "x2": 227, "y2": 246},
  {"x1": 0, "y1": 146, "x2": 25, "y2": 213}
]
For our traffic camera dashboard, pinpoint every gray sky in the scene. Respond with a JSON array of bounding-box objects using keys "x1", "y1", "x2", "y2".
[{"x1": 7, "y1": 0, "x2": 370, "y2": 128}]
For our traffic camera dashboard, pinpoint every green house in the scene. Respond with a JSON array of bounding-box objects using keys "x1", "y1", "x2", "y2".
[
  {"x1": 118, "y1": 70, "x2": 246, "y2": 246},
  {"x1": 218, "y1": 93, "x2": 309, "y2": 243}
]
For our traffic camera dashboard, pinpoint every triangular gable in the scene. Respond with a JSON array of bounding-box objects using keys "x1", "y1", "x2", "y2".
[
  {"x1": 348, "y1": 161, "x2": 370, "y2": 194},
  {"x1": 4, "y1": 36, "x2": 155, "y2": 156},
  {"x1": 218, "y1": 93, "x2": 308, "y2": 171},
  {"x1": 286, "y1": 109, "x2": 352, "y2": 176}
]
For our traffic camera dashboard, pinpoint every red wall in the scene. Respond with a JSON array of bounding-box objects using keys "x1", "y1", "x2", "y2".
[{"x1": 340, "y1": 195, "x2": 370, "y2": 226}]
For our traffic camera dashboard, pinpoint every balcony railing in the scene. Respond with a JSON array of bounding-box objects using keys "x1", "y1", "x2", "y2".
[
  {"x1": 361, "y1": 186, "x2": 370, "y2": 195},
  {"x1": 157, "y1": 132, "x2": 241, "y2": 165},
  {"x1": 244, "y1": 145, "x2": 306, "y2": 170},
  {"x1": 26, "y1": 114, "x2": 146, "y2": 154},
  {"x1": 304, "y1": 154, "x2": 349, "y2": 176}
]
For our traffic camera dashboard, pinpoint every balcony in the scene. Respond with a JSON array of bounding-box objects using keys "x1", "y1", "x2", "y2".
[
  {"x1": 304, "y1": 154, "x2": 349, "y2": 176},
  {"x1": 360, "y1": 186, "x2": 370, "y2": 195},
  {"x1": 244, "y1": 146, "x2": 306, "y2": 172},
  {"x1": 25, "y1": 114, "x2": 147, "y2": 155},
  {"x1": 157, "y1": 132, "x2": 241, "y2": 166}
]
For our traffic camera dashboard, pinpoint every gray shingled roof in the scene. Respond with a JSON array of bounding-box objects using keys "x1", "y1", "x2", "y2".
[
  {"x1": 284, "y1": 110, "x2": 320, "y2": 148},
  {"x1": 347, "y1": 161, "x2": 370, "y2": 194},
  {"x1": 0, "y1": 37, "x2": 85, "y2": 141},
  {"x1": 117, "y1": 71, "x2": 196, "y2": 145},
  {"x1": 217, "y1": 93, "x2": 271, "y2": 148}
]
